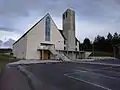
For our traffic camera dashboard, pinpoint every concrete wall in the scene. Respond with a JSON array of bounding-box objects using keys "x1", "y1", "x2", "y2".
[
  {"x1": 26, "y1": 15, "x2": 45, "y2": 59},
  {"x1": 13, "y1": 35, "x2": 27, "y2": 59},
  {"x1": 51, "y1": 20, "x2": 64, "y2": 50},
  {"x1": 63, "y1": 9, "x2": 76, "y2": 51},
  {"x1": 85, "y1": 52, "x2": 92, "y2": 58},
  {"x1": 26, "y1": 14, "x2": 64, "y2": 59},
  {"x1": 76, "y1": 41, "x2": 79, "y2": 51}
]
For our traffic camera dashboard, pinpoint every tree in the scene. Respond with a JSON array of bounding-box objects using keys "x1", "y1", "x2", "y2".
[
  {"x1": 112, "y1": 32, "x2": 120, "y2": 45},
  {"x1": 113, "y1": 32, "x2": 119, "y2": 39},
  {"x1": 83, "y1": 38, "x2": 92, "y2": 51},
  {"x1": 95, "y1": 35, "x2": 101, "y2": 43},
  {"x1": 83, "y1": 38, "x2": 91, "y2": 45},
  {"x1": 107, "y1": 33, "x2": 112, "y2": 41},
  {"x1": 93, "y1": 35, "x2": 107, "y2": 51}
]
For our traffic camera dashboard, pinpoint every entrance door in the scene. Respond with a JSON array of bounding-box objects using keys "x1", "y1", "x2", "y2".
[{"x1": 40, "y1": 50, "x2": 51, "y2": 60}]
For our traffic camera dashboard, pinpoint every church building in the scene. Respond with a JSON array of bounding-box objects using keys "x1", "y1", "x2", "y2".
[{"x1": 13, "y1": 9, "x2": 86, "y2": 60}]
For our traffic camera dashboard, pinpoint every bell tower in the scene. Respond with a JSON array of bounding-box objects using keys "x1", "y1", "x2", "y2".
[{"x1": 63, "y1": 9, "x2": 75, "y2": 51}]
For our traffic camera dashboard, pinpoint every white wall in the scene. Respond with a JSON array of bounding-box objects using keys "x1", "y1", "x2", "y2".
[
  {"x1": 85, "y1": 52, "x2": 92, "y2": 58},
  {"x1": 26, "y1": 17, "x2": 45, "y2": 59},
  {"x1": 76, "y1": 41, "x2": 79, "y2": 51},
  {"x1": 38, "y1": 15, "x2": 64, "y2": 50},
  {"x1": 50, "y1": 19, "x2": 64, "y2": 50},
  {"x1": 26, "y1": 14, "x2": 64, "y2": 59},
  {"x1": 13, "y1": 35, "x2": 27, "y2": 59}
]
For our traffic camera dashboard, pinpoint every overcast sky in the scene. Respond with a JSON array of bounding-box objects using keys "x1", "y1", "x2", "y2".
[{"x1": 0, "y1": 0, "x2": 120, "y2": 42}]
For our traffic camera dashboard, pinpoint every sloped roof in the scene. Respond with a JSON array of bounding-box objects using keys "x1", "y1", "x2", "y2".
[
  {"x1": 13, "y1": 13, "x2": 80, "y2": 45},
  {"x1": 58, "y1": 29, "x2": 66, "y2": 40},
  {"x1": 58, "y1": 29, "x2": 80, "y2": 43},
  {"x1": 76, "y1": 37, "x2": 80, "y2": 43},
  {"x1": 13, "y1": 13, "x2": 49, "y2": 45}
]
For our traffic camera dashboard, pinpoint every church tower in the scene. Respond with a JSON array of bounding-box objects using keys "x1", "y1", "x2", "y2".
[{"x1": 63, "y1": 9, "x2": 76, "y2": 51}]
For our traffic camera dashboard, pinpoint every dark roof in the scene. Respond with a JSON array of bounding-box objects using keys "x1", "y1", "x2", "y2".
[
  {"x1": 76, "y1": 37, "x2": 80, "y2": 43},
  {"x1": 13, "y1": 13, "x2": 50, "y2": 45},
  {"x1": 58, "y1": 29, "x2": 80, "y2": 43},
  {"x1": 58, "y1": 29, "x2": 66, "y2": 40}
]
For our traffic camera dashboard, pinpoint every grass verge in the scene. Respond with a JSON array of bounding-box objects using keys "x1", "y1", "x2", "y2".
[{"x1": 0, "y1": 53, "x2": 18, "y2": 72}]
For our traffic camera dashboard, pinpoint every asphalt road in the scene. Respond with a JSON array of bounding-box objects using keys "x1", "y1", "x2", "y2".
[
  {"x1": 1, "y1": 61, "x2": 120, "y2": 90},
  {"x1": 90, "y1": 59, "x2": 120, "y2": 64}
]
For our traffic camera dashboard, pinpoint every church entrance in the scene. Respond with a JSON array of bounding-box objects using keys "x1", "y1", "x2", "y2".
[{"x1": 40, "y1": 50, "x2": 51, "y2": 60}]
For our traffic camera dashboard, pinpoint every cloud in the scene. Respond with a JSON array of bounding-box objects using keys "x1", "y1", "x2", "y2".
[
  {"x1": 0, "y1": 27, "x2": 15, "y2": 32},
  {"x1": 0, "y1": 0, "x2": 120, "y2": 42},
  {"x1": 0, "y1": 31, "x2": 20, "y2": 41},
  {"x1": 0, "y1": 40, "x2": 3, "y2": 47},
  {"x1": 0, "y1": 38, "x2": 15, "y2": 48},
  {"x1": 3, "y1": 38, "x2": 15, "y2": 48}
]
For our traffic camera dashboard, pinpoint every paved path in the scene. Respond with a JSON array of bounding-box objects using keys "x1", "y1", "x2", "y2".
[
  {"x1": 1, "y1": 61, "x2": 120, "y2": 90},
  {"x1": 8, "y1": 60, "x2": 61, "y2": 65}
]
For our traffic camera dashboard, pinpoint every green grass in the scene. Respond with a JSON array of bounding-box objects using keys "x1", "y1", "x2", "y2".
[
  {"x1": 90, "y1": 51, "x2": 113, "y2": 57},
  {"x1": 0, "y1": 53, "x2": 18, "y2": 72},
  {"x1": 90, "y1": 51, "x2": 120, "y2": 59}
]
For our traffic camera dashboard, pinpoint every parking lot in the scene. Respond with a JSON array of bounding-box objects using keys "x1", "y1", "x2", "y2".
[{"x1": 1, "y1": 60, "x2": 120, "y2": 90}]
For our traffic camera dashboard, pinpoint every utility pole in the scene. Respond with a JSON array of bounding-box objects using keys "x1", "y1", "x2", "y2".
[
  {"x1": 92, "y1": 43, "x2": 94, "y2": 57},
  {"x1": 67, "y1": 41, "x2": 68, "y2": 58},
  {"x1": 113, "y1": 46, "x2": 116, "y2": 58}
]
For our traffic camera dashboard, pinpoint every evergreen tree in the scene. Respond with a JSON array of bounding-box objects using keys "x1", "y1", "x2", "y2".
[{"x1": 107, "y1": 33, "x2": 112, "y2": 41}]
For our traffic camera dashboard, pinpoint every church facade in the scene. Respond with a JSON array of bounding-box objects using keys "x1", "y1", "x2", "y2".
[{"x1": 13, "y1": 9, "x2": 84, "y2": 60}]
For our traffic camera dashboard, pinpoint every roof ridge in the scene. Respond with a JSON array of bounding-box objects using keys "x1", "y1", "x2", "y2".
[{"x1": 13, "y1": 13, "x2": 49, "y2": 45}]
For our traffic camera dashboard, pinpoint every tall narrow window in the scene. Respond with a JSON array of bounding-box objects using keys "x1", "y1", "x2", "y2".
[
  {"x1": 63, "y1": 14, "x2": 65, "y2": 19},
  {"x1": 66, "y1": 12, "x2": 67, "y2": 18},
  {"x1": 45, "y1": 16, "x2": 51, "y2": 41}
]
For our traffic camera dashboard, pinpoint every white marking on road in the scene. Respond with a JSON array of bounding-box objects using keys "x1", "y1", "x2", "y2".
[
  {"x1": 74, "y1": 69, "x2": 118, "y2": 80},
  {"x1": 64, "y1": 74, "x2": 112, "y2": 90},
  {"x1": 79, "y1": 62, "x2": 120, "y2": 67},
  {"x1": 76, "y1": 66, "x2": 120, "y2": 77},
  {"x1": 73, "y1": 66, "x2": 119, "y2": 80},
  {"x1": 76, "y1": 66, "x2": 113, "y2": 71}
]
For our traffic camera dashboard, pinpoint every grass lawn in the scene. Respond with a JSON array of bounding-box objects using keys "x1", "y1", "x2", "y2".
[{"x1": 0, "y1": 53, "x2": 18, "y2": 72}]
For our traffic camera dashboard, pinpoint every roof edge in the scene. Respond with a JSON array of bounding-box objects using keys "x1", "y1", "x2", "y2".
[{"x1": 13, "y1": 13, "x2": 50, "y2": 45}]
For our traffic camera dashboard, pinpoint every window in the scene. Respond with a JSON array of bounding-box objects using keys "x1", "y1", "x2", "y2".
[
  {"x1": 75, "y1": 48, "x2": 77, "y2": 51},
  {"x1": 66, "y1": 12, "x2": 67, "y2": 18},
  {"x1": 63, "y1": 14, "x2": 65, "y2": 19},
  {"x1": 76, "y1": 40, "x2": 77, "y2": 45},
  {"x1": 63, "y1": 12, "x2": 67, "y2": 19},
  {"x1": 45, "y1": 16, "x2": 51, "y2": 41},
  {"x1": 64, "y1": 47, "x2": 66, "y2": 50},
  {"x1": 64, "y1": 40, "x2": 66, "y2": 44}
]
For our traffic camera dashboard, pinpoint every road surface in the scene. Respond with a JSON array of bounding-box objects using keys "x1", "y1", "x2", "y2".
[{"x1": 1, "y1": 61, "x2": 120, "y2": 90}]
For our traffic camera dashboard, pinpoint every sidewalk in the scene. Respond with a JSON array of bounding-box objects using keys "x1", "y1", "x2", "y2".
[
  {"x1": 73, "y1": 60, "x2": 120, "y2": 67},
  {"x1": 8, "y1": 60, "x2": 61, "y2": 65}
]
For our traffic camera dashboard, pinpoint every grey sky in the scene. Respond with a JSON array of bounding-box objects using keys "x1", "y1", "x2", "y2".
[{"x1": 0, "y1": 0, "x2": 120, "y2": 42}]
